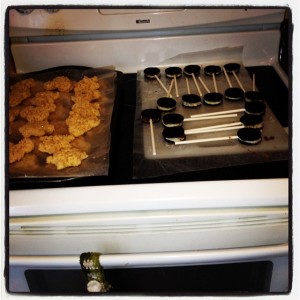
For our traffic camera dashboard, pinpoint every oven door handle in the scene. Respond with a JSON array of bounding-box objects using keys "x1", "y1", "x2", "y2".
[{"x1": 10, "y1": 243, "x2": 288, "y2": 269}]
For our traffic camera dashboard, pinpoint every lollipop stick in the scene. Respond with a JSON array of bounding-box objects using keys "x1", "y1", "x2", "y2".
[
  {"x1": 173, "y1": 75, "x2": 179, "y2": 97},
  {"x1": 198, "y1": 77, "x2": 210, "y2": 93},
  {"x1": 149, "y1": 119, "x2": 156, "y2": 156},
  {"x1": 191, "y1": 73, "x2": 202, "y2": 97},
  {"x1": 212, "y1": 73, "x2": 218, "y2": 93},
  {"x1": 223, "y1": 67, "x2": 232, "y2": 88},
  {"x1": 191, "y1": 108, "x2": 245, "y2": 118},
  {"x1": 185, "y1": 125, "x2": 244, "y2": 135},
  {"x1": 185, "y1": 77, "x2": 191, "y2": 94},
  {"x1": 167, "y1": 79, "x2": 174, "y2": 97},
  {"x1": 184, "y1": 113, "x2": 238, "y2": 122},
  {"x1": 154, "y1": 75, "x2": 170, "y2": 95},
  {"x1": 185, "y1": 122, "x2": 243, "y2": 134},
  {"x1": 232, "y1": 71, "x2": 245, "y2": 92},
  {"x1": 175, "y1": 135, "x2": 238, "y2": 145}
]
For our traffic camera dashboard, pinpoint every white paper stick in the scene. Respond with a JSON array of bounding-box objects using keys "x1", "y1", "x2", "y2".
[
  {"x1": 191, "y1": 108, "x2": 245, "y2": 118},
  {"x1": 192, "y1": 73, "x2": 202, "y2": 97},
  {"x1": 185, "y1": 77, "x2": 191, "y2": 94},
  {"x1": 149, "y1": 119, "x2": 156, "y2": 156},
  {"x1": 212, "y1": 73, "x2": 218, "y2": 93},
  {"x1": 167, "y1": 79, "x2": 174, "y2": 97},
  {"x1": 232, "y1": 71, "x2": 245, "y2": 92},
  {"x1": 154, "y1": 75, "x2": 170, "y2": 95},
  {"x1": 223, "y1": 67, "x2": 232, "y2": 88},
  {"x1": 174, "y1": 75, "x2": 179, "y2": 97},
  {"x1": 185, "y1": 125, "x2": 244, "y2": 135},
  {"x1": 185, "y1": 122, "x2": 243, "y2": 134},
  {"x1": 175, "y1": 135, "x2": 238, "y2": 145},
  {"x1": 184, "y1": 113, "x2": 238, "y2": 122},
  {"x1": 198, "y1": 76, "x2": 210, "y2": 93},
  {"x1": 252, "y1": 74, "x2": 256, "y2": 91}
]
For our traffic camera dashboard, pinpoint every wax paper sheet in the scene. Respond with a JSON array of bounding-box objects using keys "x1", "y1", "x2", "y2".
[{"x1": 132, "y1": 48, "x2": 289, "y2": 179}]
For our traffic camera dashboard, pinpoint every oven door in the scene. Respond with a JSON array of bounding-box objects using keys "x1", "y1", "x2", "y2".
[
  {"x1": 9, "y1": 244, "x2": 289, "y2": 294},
  {"x1": 8, "y1": 180, "x2": 289, "y2": 294}
]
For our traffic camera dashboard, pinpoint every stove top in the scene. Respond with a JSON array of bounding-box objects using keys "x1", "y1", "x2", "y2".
[{"x1": 9, "y1": 65, "x2": 289, "y2": 190}]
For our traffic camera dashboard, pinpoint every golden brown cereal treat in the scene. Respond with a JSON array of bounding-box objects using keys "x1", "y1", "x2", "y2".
[
  {"x1": 19, "y1": 121, "x2": 55, "y2": 138},
  {"x1": 9, "y1": 78, "x2": 36, "y2": 107},
  {"x1": 71, "y1": 90, "x2": 101, "y2": 103},
  {"x1": 12, "y1": 78, "x2": 36, "y2": 90},
  {"x1": 9, "y1": 107, "x2": 20, "y2": 122},
  {"x1": 46, "y1": 148, "x2": 88, "y2": 170},
  {"x1": 30, "y1": 91, "x2": 60, "y2": 112},
  {"x1": 9, "y1": 138, "x2": 34, "y2": 164},
  {"x1": 38, "y1": 135, "x2": 75, "y2": 154},
  {"x1": 9, "y1": 89, "x2": 31, "y2": 107},
  {"x1": 66, "y1": 113, "x2": 100, "y2": 137},
  {"x1": 43, "y1": 76, "x2": 73, "y2": 93},
  {"x1": 20, "y1": 106, "x2": 50, "y2": 122},
  {"x1": 74, "y1": 76, "x2": 100, "y2": 93},
  {"x1": 71, "y1": 101, "x2": 101, "y2": 117}
]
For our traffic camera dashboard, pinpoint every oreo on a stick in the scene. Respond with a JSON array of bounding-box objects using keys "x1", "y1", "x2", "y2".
[
  {"x1": 141, "y1": 108, "x2": 161, "y2": 123},
  {"x1": 204, "y1": 65, "x2": 222, "y2": 76},
  {"x1": 144, "y1": 67, "x2": 161, "y2": 79},
  {"x1": 165, "y1": 67, "x2": 182, "y2": 78},
  {"x1": 182, "y1": 94, "x2": 202, "y2": 108},
  {"x1": 224, "y1": 63, "x2": 241, "y2": 74},
  {"x1": 183, "y1": 65, "x2": 201, "y2": 76},
  {"x1": 224, "y1": 87, "x2": 244, "y2": 101},
  {"x1": 162, "y1": 113, "x2": 184, "y2": 127},
  {"x1": 204, "y1": 92, "x2": 223, "y2": 106},
  {"x1": 163, "y1": 126, "x2": 186, "y2": 143},
  {"x1": 245, "y1": 91, "x2": 264, "y2": 103},
  {"x1": 237, "y1": 128, "x2": 262, "y2": 145},
  {"x1": 157, "y1": 97, "x2": 177, "y2": 112},
  {"x1": 240, "y1": 114, "x2": 263, "y2": 129}
]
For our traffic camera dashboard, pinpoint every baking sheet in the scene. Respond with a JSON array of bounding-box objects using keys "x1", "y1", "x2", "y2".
[
  {"x1": 9, "y1": 67, "x2": 118, "y2": 178},
  {"x1": 133, "y1": 63, "x2": 289, "y2": 178}
]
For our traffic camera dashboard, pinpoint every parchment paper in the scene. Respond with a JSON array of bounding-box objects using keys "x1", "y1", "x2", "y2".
[{"x1": 9, "y1": 67, "x2": 118, "y2": 178}]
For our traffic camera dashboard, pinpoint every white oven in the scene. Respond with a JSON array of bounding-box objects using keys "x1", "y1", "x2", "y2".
[{"x1": 5, "y1": 5, "x2": 292, "y2": 295}]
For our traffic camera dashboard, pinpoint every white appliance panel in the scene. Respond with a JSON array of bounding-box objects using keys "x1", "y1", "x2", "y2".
[
  {"x1": 9, "y1": 8, "x2": 285, "y2": 36},
  {"x1": 9, "y1": 179, "x2": 288, "y2": 217},
  {"x1": 9, "y1": 221, "x2": 288, "y2": 256},
  {"x1": 11, "y1": 29, "x2": 282, "y2": 74}
]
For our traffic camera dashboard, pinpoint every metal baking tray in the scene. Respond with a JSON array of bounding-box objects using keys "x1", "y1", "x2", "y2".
[{"x1": 8, "y1": 66, "x2": 122, "y2": 186}]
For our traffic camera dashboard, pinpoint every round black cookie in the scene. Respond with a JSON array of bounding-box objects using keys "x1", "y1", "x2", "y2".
[
  {"x1": 245, "y1": 101, "x2": 266, "y2": 116},
  {"x1": 223, "y1": 63, "x2": 241, "y2": 74},
  {"x1": 162, "y1": 113, "x2": 184, "y2": 127},
  {"x1": 165, "y1": 66, "x2": 182, "y2": 78},
  {"x1": 244, "y1": 91, "x2": 264, "y2": 103},
  {"x1": 203, "y1": 92, "x2": 223, "y2": 106},
  {"x1": 162, "y1": 126, "x2": 186, "y2": 143},
  {"x1": 204, "y1": 65, "x2": 222, "y2": 76},
  {"x1": 183, "y1": 65, "x2": 201, "y2": 76},
  {"x1": 182, "y1": 94, "x2": 202, "y2": 107},
  {"x1": 224, "y1": 87, "x2": 244, "y2": 101},
  {"x1": 141, "y1": 108, "x2": 161, "y2": 123},
  {"x1": 240, "y1": 114, "x2": 263, "y2": 129},
  {"x1": 237, "y1": 128, "x2": 262, "y2": 145},
  {"x1": 144, "y1": 67, "x2": 161, "y2": 79},
  {"x1": 157, "y1": 97, "x2": 177, "y2": 112}
]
